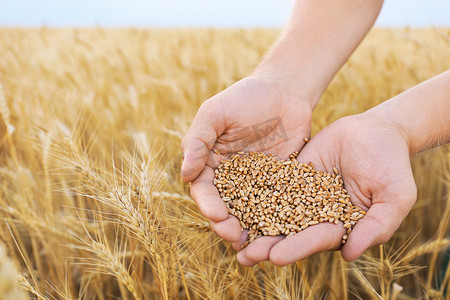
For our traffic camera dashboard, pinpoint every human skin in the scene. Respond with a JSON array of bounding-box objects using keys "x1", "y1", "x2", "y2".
[
  {"x1": 237, "y1": 70, "x2": 450, "y2": 266},
  {"x1": 181, "y1": 0, "x2": 384, "y2": 247}
]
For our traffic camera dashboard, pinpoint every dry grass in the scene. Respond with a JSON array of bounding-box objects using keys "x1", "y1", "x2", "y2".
[{"x1": 0, "y1": 27, "x2": 449, "y2": 299}]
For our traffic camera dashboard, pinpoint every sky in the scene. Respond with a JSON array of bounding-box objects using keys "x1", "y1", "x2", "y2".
[{"x1": 0, "y1": 0, "x2": 449, "y2": 27}]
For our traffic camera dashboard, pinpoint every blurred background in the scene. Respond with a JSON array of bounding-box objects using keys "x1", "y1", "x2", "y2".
[
  {"x1": 1, "y1": 0, "x2": 449, "y2": 27},
  {"x1": 1, "y1": 0, "x2": 449, "y2": 300}
]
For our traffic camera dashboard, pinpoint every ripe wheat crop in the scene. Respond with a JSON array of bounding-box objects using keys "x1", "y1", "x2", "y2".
[{"x1": 0, "y1": 27, "x2": 449, "y2": 299}]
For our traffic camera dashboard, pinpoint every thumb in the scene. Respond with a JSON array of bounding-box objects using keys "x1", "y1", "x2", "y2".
[
  {"x1": 295, "y1": 139, "x2": 323, "y2": 169},
  {"x1": 181, "y1": 100, "x2": 225, "y2": 182},
  {"x1": 341, "y1": 183, "x2": 417, "y2": 261}
]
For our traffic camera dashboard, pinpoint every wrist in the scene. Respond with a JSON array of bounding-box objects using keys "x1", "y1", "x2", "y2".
[
  {"x1": 359, "y1": 105, "x2": 415, "y2": 157},
  {"x1": 363, "y1": 71, "x2": 450, "y2": 158},
  {"x1": 251, "y1": 62, "x2": 322, "y2": 111}
]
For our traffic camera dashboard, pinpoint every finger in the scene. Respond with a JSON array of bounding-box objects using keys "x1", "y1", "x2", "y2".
[
  {"x1": 295, "y1": 140, "x2": 325, "y2": 169},
  {"x1": 181, "y1": 100, "x2": 225, "y2": 182},
  {"x1": 190, "y1": 166, "x2": 229, "y2": 222},
  {"x1": 206, "y1": 152, "x2": 228, "y2": 170},
  {"x1": 181, "y1": 137, "x2": 211, "y2": 182},
  {"x1": 232, "y1": 230, "x2": 248, "y2": 251},
  {"x1": 237, "y1": 236, "x2": 284, "y2": 266},
  {"x1": 341, "y1": 195, "x2": 415, "y2": 262},
  {"x1": 269, "y1": 223, "x2": 345, "y2": 266},
  {"x1": 236, "y1": 251, "x2": 256, "y2": 266},
  {"x1": 211, "y1": 215, "x2": 242, "y2": 242}
]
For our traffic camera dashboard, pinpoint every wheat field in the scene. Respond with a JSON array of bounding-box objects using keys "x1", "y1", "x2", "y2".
[{"x1": 0, "y1": 27, "x2": 449, "y2": 299}]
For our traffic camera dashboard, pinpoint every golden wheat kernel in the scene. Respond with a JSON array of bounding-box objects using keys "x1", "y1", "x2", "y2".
[{"x1": 307, "y1": 220, "x2": 318, "y2": 226}]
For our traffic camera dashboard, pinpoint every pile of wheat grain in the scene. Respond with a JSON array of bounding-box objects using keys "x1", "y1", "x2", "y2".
[{"x1": 214, "y1": 152, "x2": 365, "y2": 245}]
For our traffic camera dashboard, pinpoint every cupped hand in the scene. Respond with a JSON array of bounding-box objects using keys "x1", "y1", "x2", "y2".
[
  {"x1": 181, "y1": 76, "x2": 314, "y2": 247},
  {"x1": 237, "y1": 112, "x2": 417, "y2": 266}
]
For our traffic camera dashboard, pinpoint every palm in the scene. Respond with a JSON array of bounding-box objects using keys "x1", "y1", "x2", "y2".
[
  {"x1": 212, "y1": 77, "x2": 311, "y2": 161},
  {"x1": 299, "y1": 116, "x2": 415, "y2": 213},
  {"x1": 236, "y1": 115, "x2": 417, "y2": 265}
]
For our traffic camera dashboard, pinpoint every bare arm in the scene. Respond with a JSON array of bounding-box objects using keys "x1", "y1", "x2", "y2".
[
  {"x1": 253, "y1": 0, "x2": 384, "y2": 108},
  {"x1": 370, "y1": 70, "x2": 450, "y2": 157}
]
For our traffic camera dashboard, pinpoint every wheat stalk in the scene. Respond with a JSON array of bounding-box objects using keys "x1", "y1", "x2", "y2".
[
  {"x1": 400, "y1": 239, "x2": 450, "y2": 264},
  {"x1": 0, "y1": 244, "x2": 26, "y2": 300}
]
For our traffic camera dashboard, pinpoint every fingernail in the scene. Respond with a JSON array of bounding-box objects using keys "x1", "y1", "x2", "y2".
[{"x1": 236, "y1": 251, "x2": 245, "y2": 262}]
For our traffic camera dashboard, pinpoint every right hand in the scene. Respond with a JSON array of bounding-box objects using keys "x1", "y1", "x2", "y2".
[
  {"x1": 181, "y1": 76, "x2": 315, "y2": 249},
  {"x1": 238, "y1": 112, "x2": 417, "y2": 266}
]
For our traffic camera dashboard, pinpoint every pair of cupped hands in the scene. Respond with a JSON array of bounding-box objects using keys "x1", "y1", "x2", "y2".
[{"x1": 181, "y1": 76, "x2": 417, "y2": 266}]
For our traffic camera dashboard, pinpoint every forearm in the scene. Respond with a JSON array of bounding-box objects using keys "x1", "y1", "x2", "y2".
[
  {"x1": 253, "y1": 0, "x2": 383, "y2": 108},
  {"x1": 368, "y1": 70, "x2": 450, "y2": 156}
]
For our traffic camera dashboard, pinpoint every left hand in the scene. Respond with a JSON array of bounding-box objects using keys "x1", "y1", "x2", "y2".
[
  {"x1": 181, "y1": 76, "x2": 314, "y2": 247},
  {"x1": 237, "y1": 112, "x2": 417, "y2": 266}
]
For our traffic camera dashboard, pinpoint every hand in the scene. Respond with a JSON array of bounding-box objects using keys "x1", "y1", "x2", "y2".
[
  {"x1": 181, "y1": 76, "x2": 314, "y2": 247},
  {"x1": 237, "y1": 111, "x2": 417, "y2": 265}
]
